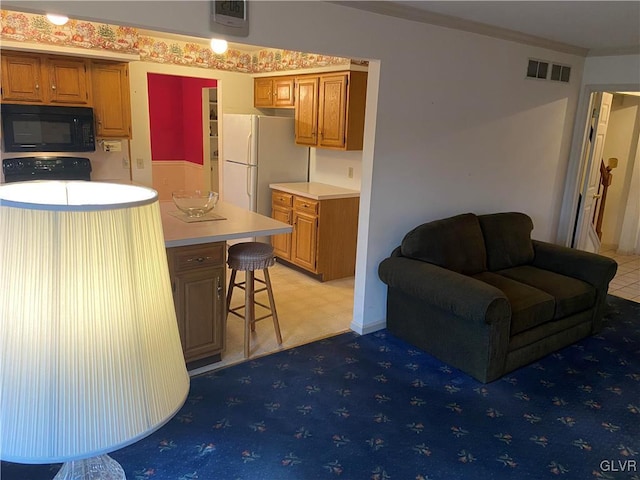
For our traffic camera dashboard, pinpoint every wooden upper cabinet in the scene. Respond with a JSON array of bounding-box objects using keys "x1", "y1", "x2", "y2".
[
  {"x1": 1, "y1": 51, "x2": 91, "y2": 106},
  {"x1": 1, "y1": 52, "x2": 46, "y2": 103},
  {"x1": 47, "y1": 57, "x2": 91, "y2": 105},
  {"x1": 318, "y1": 74, "x2": 348, "y2": 149},
  {"x1": 254, "y1": 77, "x2": 273, "y2": 107},
  {"x1": 273, "y1": 76, "x2": 295, "y2": 107},
  {"x1": 294, "y1": 76, "x2": 319, "y2": 146},
  {"x1": 91, "y1": 61, "x2": 132, "y2": 138},
  {"x1": 254, "y1": 76, "x2": 295, "y2": 108},
  {"x1": 295, "y1": 71, "x2": 367, "y2": 151}
]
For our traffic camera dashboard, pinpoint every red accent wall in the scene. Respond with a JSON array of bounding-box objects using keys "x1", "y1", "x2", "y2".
[{"x1": 148, "y1": 73, "x2": 217, "y2": 165}]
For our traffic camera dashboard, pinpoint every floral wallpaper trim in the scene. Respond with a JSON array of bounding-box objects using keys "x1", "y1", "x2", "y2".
[{"x1": 1, "y1": 10, "x2": 366, "y2": 73}]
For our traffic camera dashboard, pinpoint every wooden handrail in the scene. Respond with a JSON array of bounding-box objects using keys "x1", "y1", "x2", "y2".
[{"x1": 592, "y1": 159, "x2": 613, "y2": 240}]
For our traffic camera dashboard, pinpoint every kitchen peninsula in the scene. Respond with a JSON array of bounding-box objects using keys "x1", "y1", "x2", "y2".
[{"x1": 161, "y1": 201, "x2": 291, "y2": 367}]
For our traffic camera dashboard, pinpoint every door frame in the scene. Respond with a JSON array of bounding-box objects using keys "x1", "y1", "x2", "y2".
[{"x1": 556, "y1": 83, "x2": 640, "y2": 247}]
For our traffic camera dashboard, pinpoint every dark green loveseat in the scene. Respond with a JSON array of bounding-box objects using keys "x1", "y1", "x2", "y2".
[{"x1": 378, "y1": 212, "x2": 618, "y2": 383}]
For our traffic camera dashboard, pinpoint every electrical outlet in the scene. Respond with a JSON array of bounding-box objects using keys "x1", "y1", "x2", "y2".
[
  {"x1": 122, "y1": 157, "x2": 130, "y2": 169},
  {"x1": 136, "y1": 158, "x2": 144, "y2": 169},
  {"x1": 348, "y1": 167, "x2": 354, "y2": 179}
]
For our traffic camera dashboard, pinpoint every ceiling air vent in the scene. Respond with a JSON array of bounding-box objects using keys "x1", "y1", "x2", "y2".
[
  {"x1": 526, "y1": 59, "x2": 548, "y2": 79},
  {"x1": 551, "y1": 63, "x2": 571, "y2": 83}
]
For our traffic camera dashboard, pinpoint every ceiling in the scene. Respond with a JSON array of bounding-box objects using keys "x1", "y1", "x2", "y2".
[{"x1": 341, "y1": 1, "x2": 640, "y2": 56}]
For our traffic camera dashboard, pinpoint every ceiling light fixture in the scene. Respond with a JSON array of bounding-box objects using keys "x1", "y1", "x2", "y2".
[
  {"x1": 46, "y1": 13, "x2": 69, "y2": 26},
  {"x1": 210, "y1": 38, "x2": 228, "y2": 54}
]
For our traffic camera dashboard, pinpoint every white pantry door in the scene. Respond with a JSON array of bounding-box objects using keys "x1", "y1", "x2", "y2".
[{"x1": 575, "y1": 92, "x2": 613, "y2": 253}]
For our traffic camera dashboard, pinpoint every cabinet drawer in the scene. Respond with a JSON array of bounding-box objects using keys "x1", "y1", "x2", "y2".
[
  {"x1": 171, "y1": 243, "x2": 224, "y2": 273},
  {"x1": 272, "y1": 191, "x2": 293, "y2": 207},
  {"x1": 294, "y1": 196, "x2": 319, "y2": 215}
]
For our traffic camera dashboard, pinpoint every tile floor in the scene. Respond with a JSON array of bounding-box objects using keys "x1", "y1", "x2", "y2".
[
  {"x1": 189, "y1": 260, "x2": 354, "y2": 375},
  {"x1": 601, "y1": 249, "x2": 640, "y2": 303}
]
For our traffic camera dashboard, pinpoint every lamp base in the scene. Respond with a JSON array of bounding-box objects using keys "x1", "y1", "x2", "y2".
[{"x1": 53, "y1": 454, "x2": 126, "y2": 479}]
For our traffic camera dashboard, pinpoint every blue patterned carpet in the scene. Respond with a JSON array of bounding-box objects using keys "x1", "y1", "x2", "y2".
[{"x1": 3, "y1": 295, "x2": 639, "y2": 480}]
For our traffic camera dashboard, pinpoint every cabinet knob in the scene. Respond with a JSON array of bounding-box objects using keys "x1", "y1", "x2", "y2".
[
  {"x1": 35, "y1": 84, "x2": 40, "y2": 89},
  {"x1": 187, "y1": 256, "x2": 211, "y2": 263},
  {"x1": 51, "y1": 84, "x2": 57, "y2": 90}
]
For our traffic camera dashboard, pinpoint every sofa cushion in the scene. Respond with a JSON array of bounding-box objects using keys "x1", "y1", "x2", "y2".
[
  {"x1": 478, "y1": 212, "x2": 534, "y2": 271},
  {"x1": 473, "y1": 272, "x2": 555, "y2": 335},
  {"x1": 401, "y1": 213, "x2": 487, "y2": 275},
  {"x1": 497, "y1": 265, "x2": 596, "y2": 319}
]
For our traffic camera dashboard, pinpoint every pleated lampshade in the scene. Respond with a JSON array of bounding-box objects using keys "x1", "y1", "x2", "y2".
[{"x1": 0, "y1": 181, "x2": 189, "y2": 477}]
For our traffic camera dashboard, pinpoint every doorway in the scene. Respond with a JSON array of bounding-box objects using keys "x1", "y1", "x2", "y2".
[{"x1": 563, "y1": 89, "x2": 640, "y2": 254}]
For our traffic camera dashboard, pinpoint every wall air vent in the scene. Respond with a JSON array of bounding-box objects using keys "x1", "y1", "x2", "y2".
[
  {"x1": 550, "y1": 63, "x2": 571, "y2": 83},
  {"x1": 526, "y1": 59, "x2": 549, "y2": 79}
]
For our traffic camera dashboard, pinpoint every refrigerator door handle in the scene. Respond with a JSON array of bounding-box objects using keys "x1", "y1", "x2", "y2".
[
  {"x1": 246, "y1": 164, "x2": 252, "y2": 197},
  {"x1": 246, "y1": 131, "x2": 253, "y2": 166}
]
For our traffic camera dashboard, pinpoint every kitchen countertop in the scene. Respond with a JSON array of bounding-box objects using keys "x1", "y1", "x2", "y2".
[
  {"x1": 161, "y1": 201, "x2": 292, "y2": 248},
  {"x1": 269, "y1": 182, "x2": 360, "y2": 200}
]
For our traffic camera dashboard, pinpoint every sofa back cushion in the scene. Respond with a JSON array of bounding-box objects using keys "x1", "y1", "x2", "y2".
[
  {"x1": 401, "y1": 213, "x2": 487, "y2": 275},
  {"x1": 478, "y1": 212, "x2": 534, "y2": 271}
]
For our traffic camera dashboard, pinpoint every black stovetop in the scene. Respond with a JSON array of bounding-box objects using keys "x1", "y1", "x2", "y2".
[{"x1": 2, "y1": 156, "x2": 92, "y2": 183}]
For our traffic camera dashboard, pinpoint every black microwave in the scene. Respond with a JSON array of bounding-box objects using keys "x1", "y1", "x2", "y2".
[{"x1": 1, "y1": 104, "x2": 96, "y2": 152}]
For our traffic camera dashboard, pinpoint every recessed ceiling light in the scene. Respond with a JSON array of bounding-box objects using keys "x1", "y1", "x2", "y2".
[
  {"x1": 210, "y1": 38, "x2": 228, "y2": 55},
  {"x1": 46, "y1": 13, "x2": 69, "y2": 26}
]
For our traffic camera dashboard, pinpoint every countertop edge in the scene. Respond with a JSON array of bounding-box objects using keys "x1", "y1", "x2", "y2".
[
  {"x1": 270, "y1": 182, "x2": 360, "y2": 200},
  {"x1": 164, "y1": 226, "x2": 292, "y2": 248}
]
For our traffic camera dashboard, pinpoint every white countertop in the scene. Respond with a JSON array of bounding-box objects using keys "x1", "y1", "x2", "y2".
[
  {"x1": 161, "y1": 201, "x2": 292, "y2": 248},
  {"x1": 269, "y1": 182, "x2": 360, "y2": 200}
]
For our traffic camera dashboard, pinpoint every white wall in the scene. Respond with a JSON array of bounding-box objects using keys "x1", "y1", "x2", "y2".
[
  {"x1": 601, "y1": 94, "x2": 640, "y2": 247},
  {"x1": 5, "y1": 1, "x2": 611, "y2": 335},
  {"x1": 309, "y1": 149, "x2": 362, "y2": 190}
]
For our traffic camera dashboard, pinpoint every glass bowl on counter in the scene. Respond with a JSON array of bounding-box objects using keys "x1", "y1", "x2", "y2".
[{"x1": 172, "y1": 190, "x2": 219, "y2": 217}]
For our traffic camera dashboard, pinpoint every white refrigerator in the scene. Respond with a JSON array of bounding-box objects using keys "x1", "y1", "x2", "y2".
[{"x1": 222, "y1": 114, "x2": 309, "y2": 219}]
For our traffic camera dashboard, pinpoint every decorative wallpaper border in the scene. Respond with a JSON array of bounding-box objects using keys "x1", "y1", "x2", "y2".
[{"x1": 1, "y1": 10, "x2": 366, "y2": 73}]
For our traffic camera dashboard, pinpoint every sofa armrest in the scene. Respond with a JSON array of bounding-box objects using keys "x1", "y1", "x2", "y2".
[
  {"x1": 531, "y1": 240, "x2": 618, "y2": 287},
  {"x1": 378, "y1": 256, "x2": 510, "y2": 326}
]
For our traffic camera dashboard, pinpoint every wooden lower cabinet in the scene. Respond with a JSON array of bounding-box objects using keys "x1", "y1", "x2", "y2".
[
  {"x1": 166, "y1": 242, "x2": 226, "y2": 365},
  {"x1": 271, "y1": 189, "x2": 359, "y2": 281}
]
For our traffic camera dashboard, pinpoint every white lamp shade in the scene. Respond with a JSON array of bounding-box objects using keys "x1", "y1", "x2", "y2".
[{"x1": 0, "y1": 181, "x2": 189, "y2": 463}]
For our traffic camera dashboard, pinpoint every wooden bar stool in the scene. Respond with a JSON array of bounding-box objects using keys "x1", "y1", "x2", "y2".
[{"x1": 226, "y1": 242, "x2": 283, "y2": 358}]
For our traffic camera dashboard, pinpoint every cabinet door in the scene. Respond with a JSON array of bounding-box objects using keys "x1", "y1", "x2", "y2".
[
  {"x1": 47, "y1": 57, "x2": 90, "y2": 105},
  {"x1": 1, "y1": 52, "x2": 46, "y2": 103},
  {"x1": 294, "y1": 76, "x2": 319, "y2": 146},
  {"x1": 318, "y1": 74, "x2": 347, "y2": 149},
  {"x1": 271, "y1": 205, "x2": 292, "y2": 260},
  {"x1": 254, "y1": 78, "x2": 273, "y2": 107},
  {"x1": 174, "y1": 266, "x2": 225, "y2": 363},
  {"x1": 92, "y1": 62, "x2": 132, "y2": 138},
  {"x1": 273, "y1": 76, "x2": 295, "y2": 107},
  {"x1": 292, "y1": 210, "x2": 318, "y2": 271}
]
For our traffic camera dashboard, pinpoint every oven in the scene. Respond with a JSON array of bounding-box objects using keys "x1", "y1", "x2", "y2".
[{"x1": 2, "y1": 156, "x2": 92, "y2": 183}]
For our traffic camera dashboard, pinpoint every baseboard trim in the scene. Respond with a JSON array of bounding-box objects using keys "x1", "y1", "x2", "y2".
[{"x1": 350, "y1": 318, "x2": 386, "y2": 335}]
